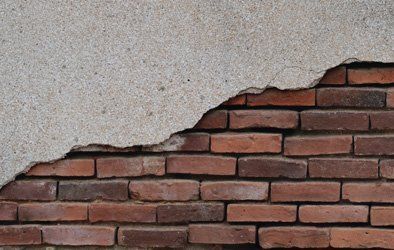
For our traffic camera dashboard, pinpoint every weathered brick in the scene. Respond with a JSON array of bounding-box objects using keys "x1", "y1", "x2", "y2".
[
  {"x1": 319, "y1": 66, "x2": 346, "y2": 85},
  {"x1": 317, "y1": 88, "x2": 385, "y2": 108},
  {"x1": 355, "y1": 135, "x2": 394, "y2": 155},
  {"x1": 248, "y1": 89, "x2": 315, "y2": 107},
  {"x1": 201, "y1": 181, "x2": 268, "y2": 201},
  {"x1": 388, "y1": 88, "x2": 394, "y2": 107},
  {"x1": 143, "y1": 133, "x2": 209, "y2": 152},
  {"x1": 221, "y1": 94, "x2": 246, "y2": 106},
  {"x1": 211, "y1": 133, "x2": 282, "y2": 153},
  {"x1": 371, "y1": 207, "x2": 394, "y2": 226},
  {"x1": 238, "y1": 157, "x2": 307, "y2": 179},
  {"x1": 118, "y1": 226, "x2": 187, "y2": 248},
  {"x1": 189, "y1": 224, "x2": 255, "y2": 244},
  {"x1": 370, "y1": 111, "x2": 394, "y2": 130},
  {"x1": 229, "y1": 110, "x2": 298, "y2": 129},
  {"x1": 58, "y1": 180, "x2": 128, "y2": 201},
  {"x1": 194, "y1": 110, "x2": 227, "y2": 129},
  {"x1": 129, "y1": 180, "x2": 199, "y2": 201},
  {"x1": 299, "y1": 205, "x2": 368, "y2": 223},
  {"x1": 284, "y1": 135, "x2": 352, "y2": 156},
  {"x1": 0, "y1": 226, "x2": 41, "y2": 245},
  {"x1": 271, "y1": 182, "x2": 340, "y2": 202},
  {"x1": 301, "y1": 110, "x2": 369, "y2": 131},
  {"x1": 96, "y1": 156, "x2": 165, "y2": 178},
  {"x1": 309, "y1": 158, "x2": 378, "y2": 179},
  {"x1": 42, "y1": 225, "x2": 115, "y2": 246},
  {"x1": 342, "y1": 182, "x2": 394, "y2": 202},
  {"x1": 381, "y1": 159, "x2": 394, "y2": 179},
  {"x1": 348, "y1": 67, "x2": 394, "y2": 84},
  {"x1": 157, "y1": 202, "x2": 224, "y2": 223},
  {"x1": 167, "y1": 155, "x2": 236, "y2": 175},
  {"x1": 19, "y1": 203, "x2": 87, "y2": 222},
  {"x1": 27, "y1": 159, "x2": 94, "y2": 177},
  {"x1": 89, "y1": 203, "x2": 156, "y2": 223},
  {"x1": 330, "y1": 228, "x2": 394, "y2": 249},
  {"x1": 227, "y1": 204, "x2": 296, "y2": 222},
  {"x1": 0, "y1": 180, "x2": 56, "y2": 201},
  {"x1": 0, "y1": 202, "x2": 17, "y2": 221},
  {"x1": 259, "y1": 227, "x2": 330, "y2": 249}
]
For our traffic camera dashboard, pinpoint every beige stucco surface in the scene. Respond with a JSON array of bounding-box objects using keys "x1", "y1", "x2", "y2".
[{"x1": 0, "y1": 0, "x2": 393, "y2": 187}]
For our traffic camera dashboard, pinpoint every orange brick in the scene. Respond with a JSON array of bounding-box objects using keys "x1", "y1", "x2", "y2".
[
  {"x1": 299, "y1": 205, "x2": 368, "y2": 223},
  {"x1": 89, "y1": 203, "x2": 156, "y2": 223},
  {"x1": 211, "y1": 133, "x2": 282, "y2": 153},
  {"x1": 331, "y1": 228, "x2": 394, "y2": 249},
  {"x1": 227, "y1": 204, "x2": 296, "y2": 222},
  {"x1": 348, "y1": 67, "x2": 394, "y2": 84},
  {"x1": 248, "y1": 89, "x2": 315, "y2": 107},
  {"x1": 371, "y1": 206, "x2": 394, "y2": 226}
]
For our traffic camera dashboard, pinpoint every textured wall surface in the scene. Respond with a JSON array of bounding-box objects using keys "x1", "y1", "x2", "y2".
[
  {"x1": 0, "y1": 0, "x2": 393, "y2": 187},
  {"x1": 1, "y1": 65, "x2": 394, "y2": 248}
]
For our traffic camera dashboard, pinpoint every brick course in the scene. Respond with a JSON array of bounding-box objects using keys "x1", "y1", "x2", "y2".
[{"x1": 0, "y1": 63, "x2": 394, "y2": 248}]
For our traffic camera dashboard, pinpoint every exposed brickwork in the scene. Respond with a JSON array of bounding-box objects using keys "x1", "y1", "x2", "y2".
[{"x1": 1, "y1": 63, "x2": 394, "y2": 249}]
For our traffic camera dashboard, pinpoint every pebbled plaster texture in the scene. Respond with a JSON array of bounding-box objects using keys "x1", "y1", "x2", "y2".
[{"x1": 0, "y1": 0, "x2": 393, "y2": 187}]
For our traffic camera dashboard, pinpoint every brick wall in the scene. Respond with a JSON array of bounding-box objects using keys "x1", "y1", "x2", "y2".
[{"x1": 0, "y1": 63, "x2": 394, "y2": 249}]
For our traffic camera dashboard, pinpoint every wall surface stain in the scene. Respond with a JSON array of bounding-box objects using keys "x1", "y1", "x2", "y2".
[{"x1": 0, "y1": 0, "x2": 393, "y2": 187}]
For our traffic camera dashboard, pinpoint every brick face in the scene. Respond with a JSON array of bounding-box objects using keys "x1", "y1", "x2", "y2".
[{"x1": 2, "y1": 63, "x2": 394, "y2": 248}]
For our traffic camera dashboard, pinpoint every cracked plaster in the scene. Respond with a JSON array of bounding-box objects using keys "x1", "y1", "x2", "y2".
[{"x1": 0, "y1": 0, "x2": 393, "y2": 187}]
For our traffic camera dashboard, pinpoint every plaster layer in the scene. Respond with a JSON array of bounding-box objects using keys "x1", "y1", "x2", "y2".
[{"x1": 0, "y1": 0, "x2": 393, "y2": 187}]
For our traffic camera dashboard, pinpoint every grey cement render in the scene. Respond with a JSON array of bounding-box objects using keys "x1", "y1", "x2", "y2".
[{"x1": 0, "y1": 0, "x2": 393, "y2": 187}]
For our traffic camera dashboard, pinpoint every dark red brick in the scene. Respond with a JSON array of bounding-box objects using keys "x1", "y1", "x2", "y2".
[
  {"x1": 118, "y1": 226, "x2": 187, "y2": 248},
  {"x1": 301, "y1": 110, "x2": 369, "y2": 131},
  {"x1": 211, "y1": 133, "x2": 282, "y2": 153},
  {"x1": 331, "y1": 228, "x2": 394, "y2": 249},
  {"x1": 19, "y1": 203, "x2": 87, "y2": 222},
  {"x1": 317, "y1": 88, "x2": 385, "y2": 108},
  {"x1": 348, "y1": 67, "x2": 394, "y2": 84},
  {"x1": 381, "y1": 159, "x2": 394, "y2": 179},
  {"x1": 221, "y1": 94, "x2": 246, "y2": 106},
  {"x1": 229, "y1": 110, "x2": 298, "y2": 129},
  {"x1": 248, "y1": 89, "x2": 315, "y2": 107},
  {"x1": 194, "y1": 110, "x2": 227, "y2": 129},
  {"x1": 157, "y1": 202, "x2": 224, "y2": 223},
  {"x1": 27, "y1": 159, "x2": 94, "y2": 177},
  {"x1": 299, "y1": 205, "x2": 368, "y2": 223},
  {"x1": 167, "y1": 155, "x2": 236, "y2": 176},
  {"x1": 89, "y1": 203, "x2": 156, "y2": 223},
  {"x1": 201, "y1": 181, "x2": 268, "y2": 201},
  {"x1": 0, "y1": 226, "x2": 41, "y2": 245},
  {"x1": 238, "y1": 157, "x2": 307, "y2": 178},
  {"x1": 58, "y1": 180, "x2": 128, "y2": 201},
  {"x1": 0, "y1": 202, "x2": 17, "y2": 221},
  {"x1": 342, "y1": 182, "x2": 394, "y2": 202},
  {"x1": 388, "y1": 88, "x2": 394, "y2": 108},
  {"x1": 0, "y1": 180, "x2": 56, "y2": 201},
  {"x1": 96, "y1": 156, "x2": 165, "y2": 178},
  {"x1": 284, "y1": 135, "x2": 352, "y2": 156},
  {"x1": 371, "y1": 206, "x2": 394, "y2": 226},
  {"x1": 370, "y1": 111, "x2": 394, "y2": 130},
  {"x1": 319, "y1": 66, "x2": 346, "y2": 85},
  {"x1": 354, "y1": 135, "x2": 394, "y2": 155},
  {"x1": 271, "y1": 182, "x2": 340, "y2": 202},
  {"x1": 189, "y1": 224, "x2": 255, "y2": 244}
]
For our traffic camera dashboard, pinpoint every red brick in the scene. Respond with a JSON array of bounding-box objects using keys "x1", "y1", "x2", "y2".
[
  {"x1": 0, "y1": 226, "x2": 41, "y2": 245},
  {"x1": 348, "y1": 67, "x2": 394, "y2": 84},
  {"x1": 238, "y1": 157, "x2": 307, "y2": 179},
  {"x1": 0, "y1": 202, "x2": 17, "y2": 221},
  {"x1": 167, "y1": 155, "x2": 236, "y2": 175},
  {"x1": 381, "y1": 159, "x2": 394, "y2": 179},
  {"x1": 271, "y1": 182, "x2": 340, "y2": 202},
  {"x1": 96, "y1": 156, "x2": 165, "y2": 178},
  {"x1": 330, "y1": 228, "x2": 394, "y2": 249},
  {"x1": 317, "y1": 88, "x2": 385, "y2": 107},
  {"x1": 319, "y1": 66, "x2": 346, "y2": 85},
  {"x1": 388, "y1": 88, "x2": 394, "y2": 107},
  {"x1": 129, "y1": 180, "x2": 199, "y2": 201},
  {"x1": 299, "y1": 205, "x2": 368, "y2": 223},
  {"x1": 370, "y1": 111, "x2": 394, "y2": 130},
  {"x1": 221, "y1": 94, "x2": 246, "y2": 106},
  {"x1": 189, "y1": 224, "x2": 255, "y2": 244},
  {"x1": 201, "y1": 181, "x2": 268, "y2": 201},
  {"x1": 248, "y1": 89, "x2": 315, "y2": 107},
  {"x1": 355, "y1": 135, "x2": 394, "y2": 155},
  {"x1": 27, "y1": 159, "x2": 94, "y2": 177},
  {"x1": 42, "y1": 225, "x2": 115, "y2": 246},
  {"x1": 301, "y1": 110, "x2": 369, "y2": 131},
  {"x1": 284, "y1": 135, "x2": 352, "y2": 156},
  {"x1": 309, "y1": 158, "x2": 378, "y2": 179},
  {"x1": 143, "y1": 133, "x2": 209, "y2": 152},
  {"x1": 227, "y1": 204, "x2": 296, "y2": 222},
  {"x1": 157, "y1": 202, "x2": 224, "y2": 223},
  {"x1": 211, "y1": 133, "x2": 282, "y2": 153},
  {"x1": 194, "y1": 110, "x2": 227, "y2": 129},
  {"x1": 58, "y1": 180, "x2": 128, "y2": 201},
  {"x1": 19, "y1": 203, "x2": 87, "y2": 222},
  {"x1": 0, "y1": 180, "x2": 56, "y2": 201},
  {"x1": 259, "y1": 227, "x2": 329, "y2": 248},
  {"x1": 118, "y1": 226, "x2": 187, "y2": 248},
  {"x1": 89, "y1": 203, "x2": 156, "y2": 223},
  {"x1": 342, "y1": 182, "x2": 394, "y2": 202},
  {"x1": 371, "y1": 207, "x2": 394, "y2": 226},
  {"x1": 229, "y1": 110, "x2": 298, "y2": 129}
]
